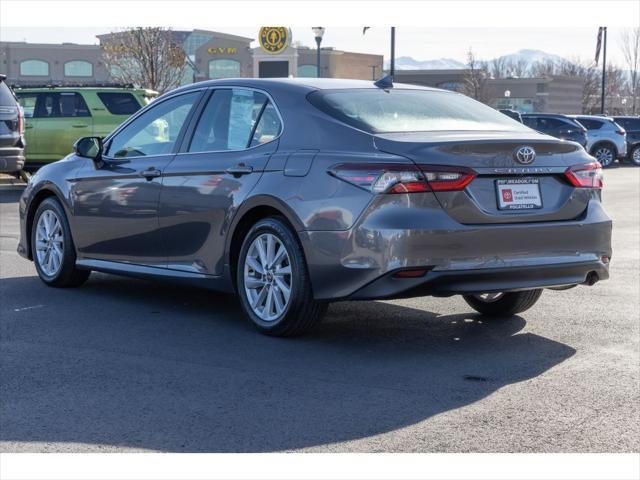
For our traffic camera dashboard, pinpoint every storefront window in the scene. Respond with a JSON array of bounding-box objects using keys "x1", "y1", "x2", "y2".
[
  {"x1": 20, "y1": 59, "x2": 49, "y2": 76},
  {"x1": 64, "y1": 60, "x2": 93, "y2": 77},
  {"x1": 297, "y1": 65, "x2": 318, "y2": 78},
  {"x1": 209, "y1": 59, "x2": 241, "y2": 79}
]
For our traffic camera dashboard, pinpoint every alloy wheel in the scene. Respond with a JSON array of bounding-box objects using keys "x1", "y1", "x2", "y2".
[
  {"x1": 243, "y1": 233, "x2": 292, "y2": 322},
  {"x1": 473, "y1": 292, "x2": 505, "y2": 303},
  {"x1": 632, "y1": 147, "x2": 640, "y2": 165},
  {"x1": 593, "y1": 147, "x2": 614, "y2": 166},
  {"x1": 35, "y1": 210, "x2": 64, "y2": 277}
]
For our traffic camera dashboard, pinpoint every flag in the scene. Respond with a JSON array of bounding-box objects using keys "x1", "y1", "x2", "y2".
[
  {"x1": 595, "y1": 27, "x2": 604, "y2": 65},
  {"x1": 363, "y1": 27, "x2": 370, "y2": 35}
]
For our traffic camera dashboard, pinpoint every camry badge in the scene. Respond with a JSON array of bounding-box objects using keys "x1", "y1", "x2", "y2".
[{"x1": 514, "y1": 146, "x2": 536, "y2": 164}]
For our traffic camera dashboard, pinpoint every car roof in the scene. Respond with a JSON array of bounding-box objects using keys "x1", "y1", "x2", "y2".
[
  {"x1": 568, "y1": 114, "x2": 614, "y2": 121},
  {"x1": 12, "y1": 85, "x2": 157, "y2": 95},
  {"x1": 521, "y1": 113, "x2": 572, "y2": 118},
  {"x1": 174, "y1": 77, "x2": 445, "y2": 94}
]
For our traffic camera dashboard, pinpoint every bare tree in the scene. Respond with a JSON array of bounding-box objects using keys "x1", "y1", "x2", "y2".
[
  {"x1": 529, "y1": 59, "x2": 558, "y2": 77},
  {"x1": 558, "y1": 56, "x2": 601, "y2": 113},
  {"x1": 489, "y1": 56, "x2": 508, "y2": 79},
  {"x1": 620, "y1": 27, "x2": 640, "y2": 114},
  {"x1": 102, "y1": 27, "x2": 187, "y2": 94},
  {"x1": 505, "y1": 58, "x2": 529, "y2": 78},
  {"x1": 462, "y1": 48, "x2": 491, "y2": 103},
  {"x1": 604, "y1": 63, "x2": 628, "y2": 114}
]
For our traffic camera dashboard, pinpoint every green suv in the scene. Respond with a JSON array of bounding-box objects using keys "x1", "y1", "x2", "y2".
[{"x1": 14, "y1": 86, "x2": 157, "y2": 167}]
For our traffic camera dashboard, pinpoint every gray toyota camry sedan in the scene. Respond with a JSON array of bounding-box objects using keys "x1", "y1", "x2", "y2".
[{"x1": 17, "y1": 78, "x2": 612, "y2": 336}]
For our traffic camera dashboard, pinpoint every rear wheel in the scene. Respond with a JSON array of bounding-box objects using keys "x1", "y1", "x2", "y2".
[
  {"x1": 463, "y1": 289, "x2": 542, "y2": 316},
  {"x1": 237, "y1": 217, "x2": 327, "y2": 336},
  {"x1": 591, "y1": 144, "x2": 616, "y2": 167},
  {"x1": 31, "y1": 197, "x2": 90, "y2": 288},
  {"x1": 629, "y1": 145, "x2": 640, "y2": 166}
]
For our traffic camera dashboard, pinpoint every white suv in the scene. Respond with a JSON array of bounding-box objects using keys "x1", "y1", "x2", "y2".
[{"x1": 570, "y1": 115, "x2": 627, "y2": 167}]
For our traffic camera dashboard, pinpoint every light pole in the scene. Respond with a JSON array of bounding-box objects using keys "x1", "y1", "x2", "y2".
[
  {"x1": 312, "y1": 27, "x2": 325, "y2": 78},
  {"x1": 504, "y1": 90, "x2": 511, "y2": 109}
]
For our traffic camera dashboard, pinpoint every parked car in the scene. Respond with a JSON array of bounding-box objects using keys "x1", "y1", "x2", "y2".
[
  {"x1": 499, "y1": 109, "x2": 523, "y2": 123},
  {"x1": 568, "y1": 115, "x2": 627, "y2": 167},
  {"x1": 0, "y1": 74, "x2": 25, "y2": 174},
  {"x1": 18, "y1": 78, "x2": 612, "y2": 337},
  {"x1": 612, "y1": 116, "x2": 640, "y2": 166},
  {"x1": 521, "y1": 113, "x2": 588, "y2": 148},
  {"x1": 13, "y1": 85, "x2": 157, "y2": 168}
]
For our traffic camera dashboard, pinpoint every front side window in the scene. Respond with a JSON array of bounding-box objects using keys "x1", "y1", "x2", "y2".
[
  {"x1": 189, "y1": 89, "x2": 274, "y2": 153},
  {"x1": 209, "y1": 59, "x2": 241, "y2": 79},
  {"x1": 106, "y1": 92, "x2": 199, "y2": 158},
  {"x1": 20, "y1": 60, "x2": 49, "y2": 76},
  {"x1": 97, "y1": 92, "x2": 142, "y2": 115},
  {"x1": 308, "y1": 89, "x2": 529, "y2": 133},
  {"x1": 27, "y1": 92, "x2": 91, "y2": 118},
  {"x1": 64, "y1": 60, "x2": 93, "y2": 77}
]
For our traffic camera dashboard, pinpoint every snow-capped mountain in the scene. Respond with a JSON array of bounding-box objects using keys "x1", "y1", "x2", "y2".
[
  {"x1": 388, "y1": 50, "x2": 567, "y2": 71},
  {"x1": 387, "y1": 56, "x2": 466, "y2": 70}
]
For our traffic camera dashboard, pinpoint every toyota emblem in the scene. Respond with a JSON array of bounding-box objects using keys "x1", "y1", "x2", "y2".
[{"x1": 514, "y1": 146, "x2": 536, "y2": 164}]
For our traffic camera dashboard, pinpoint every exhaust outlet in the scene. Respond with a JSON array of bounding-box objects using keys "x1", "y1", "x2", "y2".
[{"x1": 585, "y1": 271, "x2": 600, "y2": 286}]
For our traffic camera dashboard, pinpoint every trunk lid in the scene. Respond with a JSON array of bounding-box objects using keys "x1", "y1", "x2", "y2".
[{"x1": 374, "y1": 130, "x2": 593, "y2": 224}]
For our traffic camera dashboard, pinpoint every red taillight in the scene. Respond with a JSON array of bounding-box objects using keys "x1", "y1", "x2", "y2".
[
  {"x1": 329, "y1": 163, "x2": 475, "y2": 194},
  {"x1": 615, "y1": 130, "x2": 626, "y2": 136},
  {"x1": 565, "y1": 162, "x2": 603, "y2": 189},
  {"x1": 18, "y1": 107, "x2": 24, "y2": 134}
]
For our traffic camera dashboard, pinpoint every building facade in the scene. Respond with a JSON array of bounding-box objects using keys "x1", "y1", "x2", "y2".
[
  {"x1": 393, "y1": 69, "x2": 585, "y2": 114},
  {"x1": 1, "y1": 29, "x2": 383, "y2": 87}
]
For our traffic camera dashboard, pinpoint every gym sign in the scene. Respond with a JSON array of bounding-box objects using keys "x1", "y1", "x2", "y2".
[
  {"x1": 259, "y1": 27, "x2": 290, "y2": 54},
  {"x1": 207, "y1": 47, "x2": 238, "y2": 55}
]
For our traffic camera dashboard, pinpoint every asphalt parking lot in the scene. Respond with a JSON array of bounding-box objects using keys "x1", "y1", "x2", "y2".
[{"x1": 0, "y1": 167, "x2": 638, "y2": 453}]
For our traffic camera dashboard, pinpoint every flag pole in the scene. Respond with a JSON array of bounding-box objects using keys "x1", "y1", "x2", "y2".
[
  {"x1": 390, "y1": 27, "x2": 396, "y2": 80},
  {"x1": 601, "y1": 27, "x2": 607, "y2": 114}
]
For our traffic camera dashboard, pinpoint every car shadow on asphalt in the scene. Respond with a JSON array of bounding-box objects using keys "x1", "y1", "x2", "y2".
[{"x1": 1, "y1": 273, "x2": 576, "y2": 452}]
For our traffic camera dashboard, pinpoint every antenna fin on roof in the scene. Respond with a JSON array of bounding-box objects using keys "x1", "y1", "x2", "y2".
[{"x1": 374, "y1": 74, "x2": 393, "y2": 89}]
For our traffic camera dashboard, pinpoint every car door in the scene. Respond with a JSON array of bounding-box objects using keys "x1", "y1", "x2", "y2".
[
  {"x1": 159, "y1": 87, "x2": 282, "y2": 275},
  {"x1": 70, "y1": 90, "x2": 202, "y2": 265},
  {"x1": 15, "y1": 92, "x2": 41, "y2": 160},
  {"x1": 33, "y1": 92, "x2": 94, "y2": 163}
]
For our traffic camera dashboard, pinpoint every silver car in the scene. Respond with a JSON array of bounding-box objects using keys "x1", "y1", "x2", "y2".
[
  {"x1": 18, "y1": 78, "x2": 612, "y2": 336},
  {"x1": 570, "y1": 115, "x2": 627, "y2": 167}
]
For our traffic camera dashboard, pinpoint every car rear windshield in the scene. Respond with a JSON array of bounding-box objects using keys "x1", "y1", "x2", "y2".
[
  {"x1": 307, "y1": 88, "x2": 529, "y2": 133},
  {"x1": 0, "y1": 81, "x2": 17, "y2": 106},
  {"x1": 97, "y1": 92, "x2": 142, "y2": 115}
]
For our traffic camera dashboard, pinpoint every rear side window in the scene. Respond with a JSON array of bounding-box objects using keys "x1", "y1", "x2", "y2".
[
  {"x1": 25, "y1": 92, "x2": 91, "y2": 118},
  {"x1": 189, "y1": 89, "x2": 275, "y2": 153},
  {"x1": 308, "y1": 88, "x2": 528, "y2": 133},
  {"x1": 577, "y1": 118, "x2": 604, "y2": 130},
  {"x1": 0, "y1": 82, "x2": 16, "y2": 106},
  {"x1": 617, "y1": 118, "x2": 640, "y2": 130},
  {"x1": 97, "y1": 92, "x2": 141, "y2": 115},
  {"x1": 522, "y1": 117, "x2": 537, "y2": 129}
]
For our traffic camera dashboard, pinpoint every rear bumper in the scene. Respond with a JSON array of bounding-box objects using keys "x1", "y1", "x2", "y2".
[
  {"x1": 348, "y1": 260, "x2": 609, "y2": 300},
  {"x1": 0, "y1": 149, "x2": 25, "y2": 173},
  {"x1": 301, "y1": 194, "x2": 612, "y2": 300}
]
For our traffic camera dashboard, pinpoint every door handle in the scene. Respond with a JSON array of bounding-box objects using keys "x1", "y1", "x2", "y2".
[
  {"x1": 72, "y1": 124, "x2": 89, "y2": 128},
  {"x1": 225, "y1": 164, "x2": 253, "y2": 176},
  {"x1": 140, "y1": 167, "x2": 161, "y2": 181},
  {"x1": 25, "y1": 123, "x2": 34, "y2": 129}
]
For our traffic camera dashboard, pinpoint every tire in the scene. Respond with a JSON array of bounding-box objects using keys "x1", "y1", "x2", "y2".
[
  {"x1": 463, "y1": 289, "x2": 543, "y2": 317},
  {"x1": 629, "y1": 145, "x2": 640, "y2": 166},
  {"x1": 31, "y1": 197, "x2": 90, "y2": 288},
  {"x1": 590, "y1": 144, "x2": 617, "y2": 167},
  {"x1": 236, "y1": 216, "x2": 327, "y2": 336}
]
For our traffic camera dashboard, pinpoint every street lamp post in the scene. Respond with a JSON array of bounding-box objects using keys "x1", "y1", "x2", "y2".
[
  {"x1": 504, "y1": 90, "x2": 511, "y2": 109},
  {"x1": 312, "y1": 27, "x2": 325, "y2": 78}
]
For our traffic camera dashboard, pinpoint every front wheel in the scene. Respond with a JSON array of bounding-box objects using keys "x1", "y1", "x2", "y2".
[
  {"x1": 463, "y1": 289, "x2": 543, "y2": 317},
  {"x1": 31, "y1": 197, "x2": 90, "y2": 287},
  {"x1": 237, "y1": 217, "x2": 327, "y2": 336}
]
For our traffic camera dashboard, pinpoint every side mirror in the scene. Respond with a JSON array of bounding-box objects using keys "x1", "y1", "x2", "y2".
[{"x1": 73, "y1": 136, "x2": 102, "y2": 160}]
